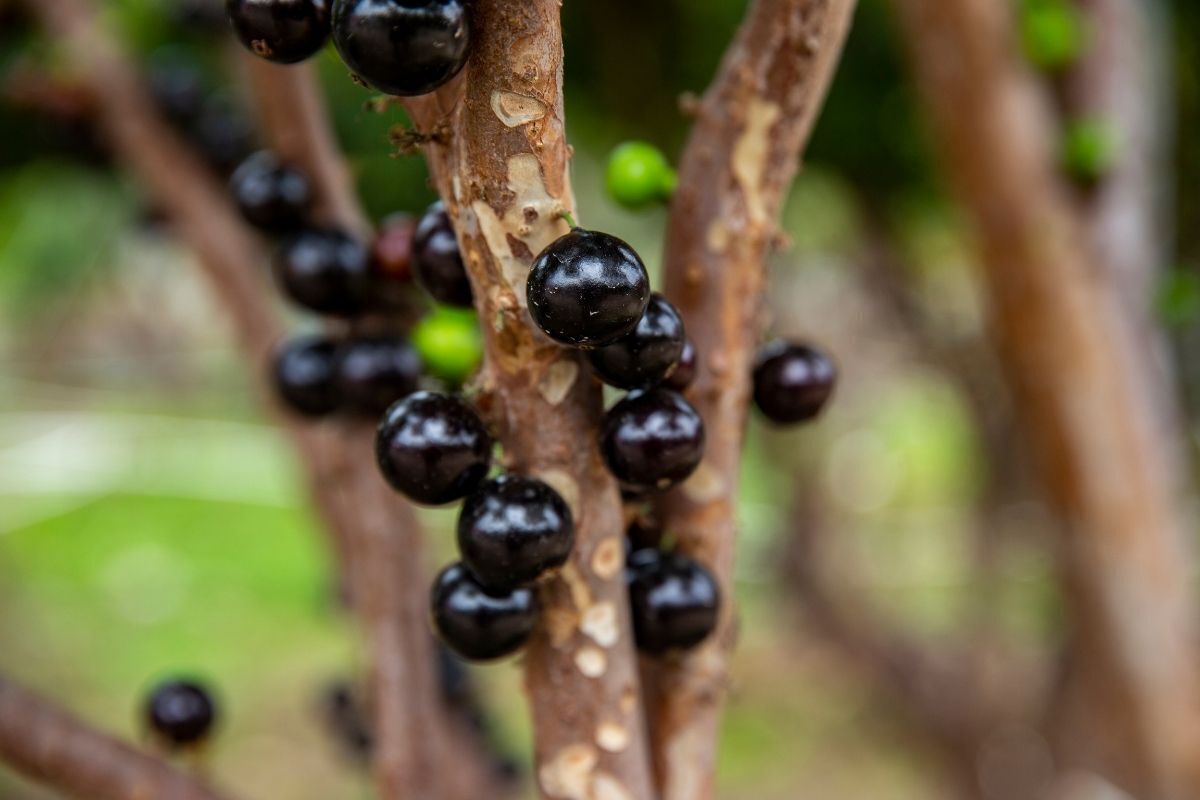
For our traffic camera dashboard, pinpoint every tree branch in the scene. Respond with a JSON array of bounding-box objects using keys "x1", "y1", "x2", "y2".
[
  {"x1": 649, "y1": 1, "x2": 857, "y2": 796},
  {"x1": 403, "y1": 2, "x2": 658, "y2": 797},
  {"x1": 888, "y1": 0, "x2": 1200, "y2": 796},
  {"x1": 0, "y1": 675, "x2": 233, "y2": 800}
]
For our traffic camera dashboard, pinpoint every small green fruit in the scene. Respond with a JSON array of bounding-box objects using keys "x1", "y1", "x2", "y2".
[
  {"x1": 1062, "y1": 118, "x2": 1116, "y2": 185},
  {"x1": 1156, "y1": 270, "x2": 1200, "y2": 328},
  {"x1": 413, "y1": 306, "x2": 483, "y2": 384},
  {"x1": 605, "y1": 142, "x2": 676, "y2": 210},
  {"x1": 1019, "y1": 0, "x2": 1086, "y2": 72}
]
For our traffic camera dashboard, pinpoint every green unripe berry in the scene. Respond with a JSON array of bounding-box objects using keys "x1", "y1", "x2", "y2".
[
  {"x1": 413, "y1": 306, "x2": 484, "y2": 384},
  {"x1": 1019, "y1": 0, "x2": 1086, "y2": 72},
  {"x1": 1156, "y1": 270, "x2": 1200, "y2": 328},
  {"x1": 605, "y1": 142, "x2": 676, "y2": 210},
  {"x1": 1062, "y1": 118, "x2": 1116, "y2": 185}
]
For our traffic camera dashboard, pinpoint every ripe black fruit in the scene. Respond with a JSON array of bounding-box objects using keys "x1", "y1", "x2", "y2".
[
  {"x1": 145, "y1": 679, "x2": 217, "y2": 747},
  {"x1": 457, "y1": 475, "x2": 574, "y2": 592},
  {"x1": 335, "y1": 336, "x2": 422, "y2": 415},
  {"x1": 230, "y1": 151, "x2": 311, "y2": 232},
  {"x1": 273, "y1": 228, "x2": 371, "y2": 316},
  {"x1": 332, "y1": 0, "x2": 470, "y2": 97},
  {"x1": 273, "y1": 335, "x2": 341, "y2": 416},
  {"x1": 192, "y1": 94, "x2": 257, "y2": 174},
  {"x1": 226, "y1": 0, "x2": 331, "y2": 64},
  {"x1": 588, "y1": 293, "x2": 685, "y2": 389},
  {"x1": 752, "y1": 340, "x2": 836, "y2": 424},
  {"x1": 626, "y1": 549, "x2": 719, "y2": 654},
  {"x1": 147, "y1": 55, "x2": 206, "y2": 126},
  {"x1": 431, "y1": 562, "x2": 536, "y2": 661},
  {"x1": 375, "y1": 391, "x2": 491, "y2": 505},
  {"x1": 412, "y1": 201, "x2": 472, "y2": 307},
  {"x1": 527, "y1": 229, "x2": 650, "y2": 347},
  {"x1": 600, "y1": 388, "x2": 705, "y2": 490},
  {"x1": 664, "y1": 337, "x2": 697, "y2": 390}
]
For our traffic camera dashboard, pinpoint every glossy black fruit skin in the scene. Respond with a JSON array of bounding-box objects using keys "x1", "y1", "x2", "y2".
[
  {"x1": 600, "y1": 388, "x2": 705, "y2": 490},
  {"x1": 431, "y1": 563, "x2": 536, "y2": 661},
  {"x1": 412, "y1": 201, "x2": 473, "y2": 307},
  {"x1": 226, "y1": 0, "x2": 331, "y2": 64},
  {"x1": 274, "y1": 228, "x2": 371, "y2": 316},
  {"x1": 230, "y1": 151, "x2": 311, "y2": 232},
  {"x1": 588, "y1": 293, "x2": 685, "y2": 389},
  {"x1": 147, "y1": 55, "x2": 207, "y2": 126},
  {"x1": 375, "y1": 391, "x2": 492, "y2": 505},
  {"x1": 664, "y1": 337, "x2": 697, "y2": 391},
  {"x1": 626, "y1": 549, "x2": 720, "y2": 654},
  {"x1": 332, "y1": 0, "x2": 470, "y2": 97},
  {"x1": 457, "y1": 475, "x2": 574, "y2": 592},
  {"x1": 335, "y1": 336, "x2": 422, "y2": 415},
  {"x1": 273, "y1": 335, "x2": 341, "y2": 416},
  {"x1": 752, "y1": 340, "x2": 836, "y2": 424},
  {"x1": 527, "y1": 229, "x2": 650, "y2": 347},
  {"x1": 192, "y1": 94, "x2": 257, "y2": 174},
  {"x1": 145, "y1": 680, "x2": 217, "y2": 747}
]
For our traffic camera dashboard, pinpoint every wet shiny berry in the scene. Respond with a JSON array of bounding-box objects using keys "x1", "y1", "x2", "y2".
[
  {"x1": 664, "y1": 337, "x2": 697, "y2": 391},
  {"x1": 626, "y1": 549, "x2": 720, "y2": 654},
  {"x1": 527, "y1": 229, "x2": 650, "y2": 347},
  {"x1": 375, "y1": 391, "x2": 491, "y2": 505},
  {"x1": 588, "y1": 293, "x2": 685, "y2": 389},
  {"x1": 431, "y1": 562, "x2": 536, "y2": 661},
  {"x1": 332, "y1": 0, "x2": 470, "y2": 97},
  {"x1": 230, "y1": 151, "x2": 312, "y2": 232},
  {"x1": 273, "y1": 228, "x2": 371, "y2": 316},
  {"x1": 192, "y1": 94, "x2": 257, "y2": 174},
  {"x1": 335, "y1": 335, "x2": 422, "y2": 415},
  {"x1": 412, "y1": 201, "x2": 472, "y2": 307},
  {"x1": 226, "y1": 0, "x2": 331, "y2": 64},
  {"x1": 600, "y1": 388, "x2": 705, "y2": 490},
  {"x1": 752, "y1": 340, "x2": 836, "y2": 424},
  {"x1": 144, "y1": 679, "x2": 217, "y2": 747},
  {"x1": 273, "y1": 335, "x2": 341, "y2": 416},
  {"x1": 457, "y1": 475, "x2": 574, "y2": 592}
]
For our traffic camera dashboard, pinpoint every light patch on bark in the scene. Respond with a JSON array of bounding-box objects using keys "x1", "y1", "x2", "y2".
[
  {"x1": 538, "y1": 743, "x2": 597, "y2": 800},
  {"x1": 538, "y1": 468, "x2": 581, "y2": 521},
  {"x1": 574, "y1": 646, "x2": 608, "y2": 678},
  {"x1": 590, "y1": 537, "x2": 624, "y2": 580},
  {"x1": 731, "y1": 97, "x2": 782, "y2": 226},
  {"x1": 491, "y1": 90, "x2": 548, "y2": 127},
  {"x1": 591, "y1": 772, "x2": 634, "y2": 800},
  {"x1": 706, "y1": 219, "x2": 731, "y2": 253},
  {"x1": 580, "y1": 602, "x2": 620, "y2": 648},
  {"x1": 595, "y1": 721, "x2": 630, "y2": 753},
  {"x1": 663, "y1": 722, "x2": 710, "y2": 800},
  {"x1": 539, "y1": 359, "x2": 579, "y2": 406},
  {"x1": 682, "y1": 460, "x2": 726, "y2": 503}
]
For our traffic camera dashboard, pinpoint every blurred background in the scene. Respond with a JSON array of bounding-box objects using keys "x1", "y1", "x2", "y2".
[{"x1": 1, "y1": 0, "x2": 1198, "y2": 798}]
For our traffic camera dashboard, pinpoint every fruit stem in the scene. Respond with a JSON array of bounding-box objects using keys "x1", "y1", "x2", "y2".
[{"x1": 557, "y1": 210, "x2": 578, "y2": 229}]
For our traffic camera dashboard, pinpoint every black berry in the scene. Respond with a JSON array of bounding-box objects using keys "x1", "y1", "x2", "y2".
[
  {"x1": 600, "y1": 388, "x2": 705, "y2": 490},
  {"x1": 273, "y1": 335, "x2": 341, "y2": 416},
  {"x1": 331, "y1": 0, "x2": 470, "y2": 97},
  {"x1": 664, "y1": 337, "x2": 697, "y2": 391},
  {"x1": 335, "y1": 335, "x2": 422, "y2": 415},
  {"x1": 192, "y1": 93, "x2": 257, "y2": 174},
  {"x1": 144, "y1": 679, "x2": 217, "y2": 747},
  {"x1": 226, "y1": 0, "x2": 331, "y2": 64},
  {"x1": 230, "y1": 151, "x2": 312, "y2": 232},
  {"x1": 527, "y1": 229, "x2": 650, "y2": 347},
  {"x1": 375, "y1": 391, "x2": 492, "y2": 505},
  {"x1": 412, "y1": 201, "x2": 473, "y2": 307},
  {"x1": 588, "y1": 293, "x2": 685, "y2": 389},
  {"x1": 752, "y1": 340, "x2": 836, "y2": 424},
  {"x1": 273, "y1": 228, "x2": 371, "y2": 316},
  {"x1": 457, "y1": 475, "x2": 574, "y2": 592},
  {"x1": 431, "y1": 562, "x2": 536, "y2": 661},
  {"x1": 147, "y1": 54, "x2": 207, "y2": 126},
  {"x1": 371, "y1": 212, "x2": 416, "y2": 283},
  {"x1": 626, "y1": 549, "x2": 719, "y2": 654}
]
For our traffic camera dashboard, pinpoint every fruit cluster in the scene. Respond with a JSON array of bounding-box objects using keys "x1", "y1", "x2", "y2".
[{"x1": 226, "y1": 0, "x2": 471, "y2": 97}]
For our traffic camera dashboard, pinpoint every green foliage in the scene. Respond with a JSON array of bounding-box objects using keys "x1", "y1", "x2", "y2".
[
  {"x1": 1061, "y1": 117, "x2": 1117, "y2": 184},
  {"x1": 412, "y1": 306, "x2": 484, "y2": 384},
  {"x1": 1019, "y1": 0, "x2": 1088, "y2": 72},
  {"x1": 605, "y1": 141, "x2": 676, "y2": 210},
  {"x1": 1156, "y1": 269, "x2": 1200, "y2": 328}
]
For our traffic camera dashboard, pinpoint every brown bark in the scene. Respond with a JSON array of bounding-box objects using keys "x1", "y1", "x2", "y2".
[
  {"x1": 0, "y1": 676, "x2": 232, "y2": 800},
  {"x1": 889, "y1": 0, "x2": 1200, "y2": 797},
  {"x1": 403, "y1": 2, "x2": 657, "y2": 797},
  {"x1": 649, "y1": 1, "x2": 858, "y2": 797}
]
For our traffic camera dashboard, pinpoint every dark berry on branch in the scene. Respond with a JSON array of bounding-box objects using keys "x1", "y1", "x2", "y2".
[
  {"x1": 226, "y1": 0, "x2": 331, "y2": 64},
  {"x1": 335, "y1": 335, "x2": 422, "y2": 415},
  {"x1": 273, "y1": 335, "x2": 341, "y2": 416},
  {"x1": 431, "y1": 563, "x2": 536, "y2": 661},
  {"x1": 273, "y1": 228, "x2": 372, "y2": 316},
  {"x1": 230, "y1": 151, "x2": 312, "y2": 232},
  {"x1": 588, "y1": 293, "x2": 685, "y2": 389},
  {"x1": 375, "y1": 391, "x2": 492, "y2": 505},
  {"x1": 332, "y1": 0, "x2": 471, "y2": 97},
  {"x1": 527, "y1": 229, "x2": 650, "y2": 347},
  {"x1": 371, "y1": 213, "x2": 416, "y2": 283},
  {"x1": 412, "y1": 201, "x2": 473, "y2": 307},
  {"x1": 144, "y1": 679, "x2": 217, "y2": 747},
  {"x1": 457, "y1": 475, "x2": 574, "y2": 592},
  {"x1": 752, "y1": 340, "x2": 836, "y2": 424},
  {"x1": 600, "y1": 388, "x2": 705, "y2": 490},
  {"x1": 626, "y1": 549, "x2": 719, "y2": 654},
  {"x1": 663, "y1": 337, "x2": 697, "y2": 391}
]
